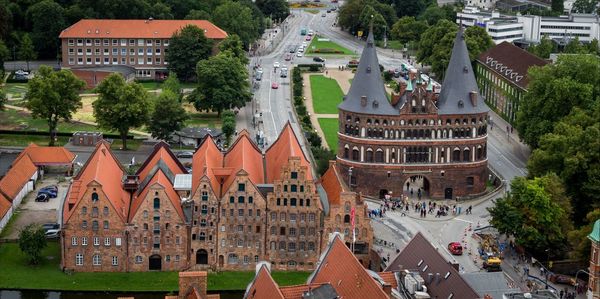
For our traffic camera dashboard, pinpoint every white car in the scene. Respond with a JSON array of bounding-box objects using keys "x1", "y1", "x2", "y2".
[
  {"x1": 302, "y1": 42, "x2": 307, "y2": 46},
  {"x1": 297, "y1": 52, "x2": 303, "y2": 57},
  {"x1": 274, "y1": 61, "x2": 280, "y2": 68}
]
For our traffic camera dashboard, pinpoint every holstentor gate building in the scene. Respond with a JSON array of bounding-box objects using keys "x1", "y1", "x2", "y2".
[{"x1": 336, "y1": 28, "x2": 490, "y2": 200}]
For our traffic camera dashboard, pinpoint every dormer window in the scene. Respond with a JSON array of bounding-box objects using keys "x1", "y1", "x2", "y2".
[
  {"x1": 463, "y1": 66, "x2": 468, "y2": 73},
  {"x1": 366, "y1": 66, "x2": 371, "y2": 73},
  {"x1": 516, "y1": 75, "x2": 523, "y2": 82},
  {"x1": 458, "y1": 100, "x2": 464, "y2": 108}
]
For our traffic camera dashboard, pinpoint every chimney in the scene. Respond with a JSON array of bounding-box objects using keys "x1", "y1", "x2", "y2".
[
  {"x1": 360, "y1": 96, "x2": 367, "y2": 107},
  {"x1": 436, "y1": 273, "x2": 441, "y2": 284},
  {"x1": 469, "y1": 91, "x2": 478, "y2": 107},
  {"x1": 178, "y1": 271, "x2": 208, "y2": 299},
  {"x1": 427, "y1": 273, "x2": 433, "y2": 284}
]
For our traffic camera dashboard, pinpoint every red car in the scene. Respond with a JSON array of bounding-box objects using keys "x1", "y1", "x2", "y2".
[
  {"x1": 448, "y1": 242, "x2": 463, "y2": 255},
  {"x1": 305, "y1": 35, "x2": 312, "y2": 41},
  {"x1": 271, "y1": 82, "x2": 279, "y2": 89},
  {"x1": 285, "y1": 53, "x2": 292, "y2": 61}
]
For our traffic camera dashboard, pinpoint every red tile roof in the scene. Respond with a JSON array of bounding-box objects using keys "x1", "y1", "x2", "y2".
[
  {"x1": 386, "y1": 232, "x2": 480, "y2": 299},
  {"x1": 319, "y1": 162, "x2": 346, "y2": 205},
  {"x1": 477, "y1": 41, "x2": 548, "y2": 89},
  {"x1": 279, "y1": 283, "x2": 329, "y2": 299},
  {"x1": 0, "y1": 154, "x2": 37, "y2": 201},
  {"x1": 59, "y1": 19, "x2": 227, "y2": 39},
  {"x1": 16, "y1": 143, "x2": 76, "y2": 166},
  {"x1": 137, "y1": 142, "x2": 186, "y2": 182},
  {"x1": 64, "y1": 141, "x2": 130, "y2": 222},
  {"x1": 265, "y1": 122, "x2": 312, "y2": 182},
  {"x1": 129, "y1": 169, "x2": 185, "y2": 222},
  {"x1": 377, "y1": 272, "x2": 398, "y2": 290},
  {"x1": 245, "y1": 264, "x2": 285, "y2": 299},
  {"x1": 0, "y1": 192, "x2": 11, "y2": 219},
  {"x1": 310, "y1": 235, "x2": 390, "y2": 299},
  {"x1": 222, "y1": 130, "x2": 264, "y2": 192},
  {"x1": 192, "y1": 136, "x2": 224, "y2": 197}
]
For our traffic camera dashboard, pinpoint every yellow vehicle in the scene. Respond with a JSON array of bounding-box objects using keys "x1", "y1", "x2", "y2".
[{"x1": 483, "y1": 257, "x2": 502, "y2": 272}]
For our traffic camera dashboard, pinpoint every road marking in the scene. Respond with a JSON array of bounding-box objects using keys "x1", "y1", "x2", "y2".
[
  {"x1": 267, "y1": 71, "x2": 277, "y2": 134},
  {"x1": 454, "y1": 218, "x2": 473, "y2": 224}
]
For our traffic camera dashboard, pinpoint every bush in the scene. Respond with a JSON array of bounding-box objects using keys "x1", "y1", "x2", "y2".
[
  {"x1": 311, "y1": 146, "x2": 335, "y2": 176},
  {"x1": 383, "y1": 71, "x2": 393, "y2": 82},
  {"x1": 306, "y1": 130, "x2": 322, "y2": 147},
  {"x1": 313, "y1": 48, "x2": 343, "y2": 54},
  {"x1": 296, "y1": 104, "x2": 307, "y2": 116}
]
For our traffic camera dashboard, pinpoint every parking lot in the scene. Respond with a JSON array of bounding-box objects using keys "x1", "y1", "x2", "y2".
[{"x1": 3, "y1": 175, "x2": 70, "y2": 240}]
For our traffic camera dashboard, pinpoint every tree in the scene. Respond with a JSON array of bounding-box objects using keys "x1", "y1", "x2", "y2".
[
  {"x1": 219, "y1": 34, "x2": 249, "y2": 65},
  {"x1": 162, "y1": 73, "x2": 182, "y2": 100},
  {"x1": 185, "y1": 9, "x2": 211, "y2": 20},
  {"x1": 527, "y1": 106, "x2": 600, "y2": 223},
  {"x1": 488, "y1": 174, "x2": 573, "y2": 257},
  {"x1": 150, "y1": 2, "x2": 174, "y2": 19},
  {"x1": 572, "y1": 0, "x2": 598, "y2": 13},
  {"x1": 568, "y1": 209, "x2": 600, "y2": 260},
  {"x1": 392, "y1": 0, "x2": 431, "y2": 18},
  {"x1": 418, "y1": 4, "x2": 455, "y2": 25},
  {"x1": 26, "y1": 0, "x2": 66, "y2": 58},
  {"x1": 391, "y1": 17, "x2": 428, "y2": 44},
  {"x1": 255, "y1": 0, "x2": 290, "y2": 21},
  {"x1": 212, "y1": 1, "x2": 260, "y2": 47},
  {"x1": 165, "y1": 25, "x2": 213, "y2": 82},
  {"x1": 527, "y1": 35, "x2": 555, "y2": 59},
  {"x1": 0, "y1": 0, "x2": 11, "y2": 40},
  {"x1": 417, "y1": 19, "x2": 456, "y2": 66},
  {"x1": 24, "y1": 66, "x2": 85, "y2": 146},
  {"x1": 221, "y1": 110, "x2": 236, "y2": 146},
  {"x1": 147, "y1": 90, "x2": 188, "y2": 141},
  {"x1": 0, "y1": 89, "x2": 7, "y2": 111},
  {"x1": 338, "y1": 0, "x2": 365, "y2": 34},
  {"x1": 18, "y1": 33, "x2": 36, "y2": 71},
  {"x1": 552, "y1": 0, "x2": 564, "y2": 12},
  {"x1": 191, "y1": 52, "x2": 252, "y2": 116},
  {"x1": 93, "y1": 74, "x2": 151, "y2": 150},
  {"x1": 516, "y1": 54, "x2": 599, "y2": 148},
  {"x1": 18, "y1": 224, "x2": 47, "y2": 265},
  {"x1": 0, "y1": 40, "x2": 9, "y2": 77},
  {"x1": 564, "y1": 36, "x2": 585, "y2": 54}
]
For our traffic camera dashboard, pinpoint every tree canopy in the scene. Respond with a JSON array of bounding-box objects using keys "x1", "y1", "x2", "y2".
[
  {"x1": 572, "y1": 0, "x2": 599, "y2": 13},
  {"x1": 165, "y1": 25, "x2": 213, "y2": 82},
  {"x1": 418, "y1": 4, "x2": 456, "y2": 25},
  {"x1": 212, "y1": 1, "x2": 262, "y2": 47},
  {"x1": 25, "y1": 66, "x2": 85, "y2": 146},
  {"x1": 26, "y1": 0, "x2": 66, "y2": 59},
  {"x1": 93, "y1": 74, "x2": 150, "y2": 150},
  {"x1": 18, "y1": 33, "x2": 36, "y2": 71},
  {"x1": 527, "y1": 35, "x2": 556, "y2": 59},
  {"x1": 219, "y1": 34, "x2": 249, "y2": 65},
  {"x1": 391, "y1": 17, "x2": 428, "y2": 44},
  {"x1": 18, "y1": 224, "x2": 47, "y2": 265},
  {"x1": 516, "y1": 54, "x2": 599, "y2": 148},
  {"x1": 147, "y1": 90, "x2": 188, "y2": 141},
  {"x1": 0, "y1": 88, "x2": 7, "y2": 111},
  {"x1": 255, "y1": 0, "x2": 289, "y2": 21},
  {"x1": 221, "y1": 110, "x2": 236, "y2": 146},
  {"x1": 191, "y1": 52, "x2": 252, "y2": 116},
  {"x1": 488, "y1": 174, "x2": 573, "y2": 256}
]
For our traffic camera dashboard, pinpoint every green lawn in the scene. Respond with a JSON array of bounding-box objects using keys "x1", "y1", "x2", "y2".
[
  {"x1": 309, "y1": 75, "x2": 344, "y2": 114},
  {"x1": 0, "y1": 134, "x2": 71, "y2": 147},
  {"x1": 305, "y1": 9, "x2": 319, "y2": 14},
  {"x1": 0, "y1": 109, "x2": 99, "y2": 132},
  {"x1": 186, "y1": 112, "x2": 222, "y2": 128},
  {"x1": 318, "y1": 118, "x2": 339, "y2": 153},
  {"x1": 0, "y1": 242, "x2": 310, "y2": 292},
  {"x1": 4, "y1": 83, "x2": 28, "y2": 96},
  {"x1": 306, "y1": 35, "x2": 354, "y2": 55},
  {"x1": 137, "y1": 81, "x2": 197, "y2": 91}
]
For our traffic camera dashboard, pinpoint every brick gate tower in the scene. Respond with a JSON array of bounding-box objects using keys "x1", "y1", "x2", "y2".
[{"x1": 335, "y1": 27, "x2": 490, "y2": 199}]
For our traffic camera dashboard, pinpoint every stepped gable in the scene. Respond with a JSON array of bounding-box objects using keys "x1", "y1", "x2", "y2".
[
  {"x1": 191, "y1": 136, "x2": 224, "y2": 197},
  {"x1": 437, "y1": 27, "x2": 489, "y2": 115},
  {"x1": 64, "y1": 141, "x2": 130, "y2": 222},
  {"x1": 265, "y1": 122, "x2": 312, "y2": 182},
  {"x1": 319, "y1": 162, "x2": 346, "y2": 205},
  {"x1": 16, "y1": 143, "x2": 76, "y2": 165},
  {"x1": 137, "y1": 141, "x2": 187, "y2": 182},
  {"x1": 386, "y1": 232, "x2": 479, "y2": 299},
  {"x1": 129, "y1": 169, "x2": 185, "y2": 222},
  {"x1": 0, "y1": 154, "x2": 37, "y2": 201},
  {"x1": 308, "y1": 235, "x2": 390, "y2": 299},
  {"x1": 244, "y1": 264, "x2": 285, "y2": 299},
  {"x1": 222, "y1": 130, "x2": 264, "y2": 192},
  {"x1": 338, "y1": 28, "x2": 397, "y2": 116}
]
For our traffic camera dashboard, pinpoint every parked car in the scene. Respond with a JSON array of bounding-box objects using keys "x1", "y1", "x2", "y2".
[
  {"x1": 313, "y1": 57, "x2": 326, "y2": 63},
  {"x1": 448, "y1": 242, "x2": 463, "y2": 255},
  {"x1": 176, "y1": 151, "x2": 194, "y2": 158},
  {"x1": 280, "y1": 67, "x2": 288, "y2": 78},
  {"x1": 41, "y1": 185, "x2": 58, "y2": 192},
  {"x1": 35, "y1": 193, "x2": 49, "y2": 202},
  {"x1": 322, "y1": 13, "x2": 326, "y2": 17},
  {"x1": 273, "y1": 61, "x2": 280, "y2": 68},
  {"x1": 255, "y1": 72, "x2": 263, "y2": 81},
  {"x1": 42, "y1": 223, "x2": 60, "y2": 232},
  {"x1": 271, "y1": 82, "x2": 279, "y2": 89},
  {"x1": 285, "y1": 53, "x2": 292, "y2": 61},
  {"x1": 305, "y1": 35, "x2": 312, "y2": 41},
  {"x1": 296, "y1": 52, "x2": 303, "y2": 57},
  {"x1": 45, "y1": 229, "x2": 60, "y2": 239}
]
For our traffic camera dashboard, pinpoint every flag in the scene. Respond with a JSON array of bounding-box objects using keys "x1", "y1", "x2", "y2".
[{"x1": 351, "y1": 207, "x2": 356, "y2": 243}]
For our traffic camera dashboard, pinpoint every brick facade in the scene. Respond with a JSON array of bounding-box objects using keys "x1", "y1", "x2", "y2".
[{"x1": 190, "y1": 176, "x2": 220, "y2": 269}]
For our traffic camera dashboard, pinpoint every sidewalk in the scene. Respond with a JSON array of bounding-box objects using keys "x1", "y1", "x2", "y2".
[{"x1": 487, "y1": 109, "x2": 531, "y2": 163}]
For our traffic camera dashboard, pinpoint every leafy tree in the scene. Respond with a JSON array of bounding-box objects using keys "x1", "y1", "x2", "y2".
[
  {"x1": 165, "y1": 0, "x2": 207, "y2": 19},
  {"x1": 371, "y1": 1, "x2": 398, "y2": 29},
  {"x1": 18, "y1": 33, "x2": 36, "y2": 71},
  {"x1": 391, "y1": 0, "x2": 431, "y2": 18},
  {"x1": 417, "y1": 19, "x2": 456, "y2": 67},
  {"x1": 162, "y1": 73, "x2": 182, "y2": 100},
  {"x1": 0, "y1": 40, "x2": 9, "y2": 77},
  {"x1": 419, "y1": 4, "x2": 455, "y2": 25},
  {"x1": 527, "y1": 106, "x2": 600, "y2": 223},
  {"x1": 338, "y1": 0, "x2": 365, "y2": 34},
  {"x1": 191, "y1": 52, "x2": 252, "y2": 116},
  {"x1": 391, "y1": 17, "x2": 428, "y2": 44},
  {"x1": 0, "y1": 89, "x2": 7, "y2": 110},
  {"x1": 516, "y1": 54, "x2": 599, "y2": 148},
  {"x1": 26, "y1": 0, "x2": 66, "y2": 58},
  {"x1": 587, "y1": 39, "x2": 599, "y2": 55},
  {"x1": 255, "y1": 0, "x2": 290, "y2": 21},
  {"x1": 165, "y1": 25, "x2": 213, "y2": 82},
  {"x1": 0, "y1": 0, "x2": 12, "y2": 40},
  {"x1": 147, "y1": 90, "x2": 188, "y2": 141},
  {"x1": 150, "y1": 2, "x2": 174, "y2": 19},
  {"x1": 219, "y1": 34, "x2": 249, "y2": 65},
  {"x1": 18, "y1": 224, "x2": 47, "y2": 265},
  {"x1": 564, "y1": 36, "x2": 585, "y2": 54},
  {"x1": 552, "y1": 0, "x2": 564, "y2": 12},
  {"x1": 221, "y1": 110, "x2": 236, "y2": 146},
  {"x1": 572, "y1": 0, "x2": 599, "y2": 13},
  {"x1": 488, "y1": 174, "x2": 573, "y2": 256},
  {"x1": 185, "y1": 9, "x2": 211, "y2": 20},
  {"x1": 568, "y1": 209, "x2": 600, "y2": 260},
  {"x1": 212, "y1": 1, "x2": 260, "y2": 47},
  {"x1": 527, "y1": 35, "x2": 555, "y2": 59},
  {"x1": 93, "y1": 74, "x2": 151, "y2": 150},
  {"x1": 24, "y1": 66, "x2": 85, "y2": 146}
]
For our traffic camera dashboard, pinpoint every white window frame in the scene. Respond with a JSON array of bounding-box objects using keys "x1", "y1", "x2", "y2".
[
  {"x1": 93, "y1": 254, "x2": 101, "y2": 266},
  {"x1": 129, "y1": 39, "x2": 135, "y2": 46},
  {"x1": 77, "y1": 57, "x2": 83, "y2": 65},
  {"x1": 103, "y1": 48, "x2": 109, "y2": 56},
  {"x1": 82, "y1": 237, "x2": 88, "y2": 246},
  {"x1": 138, "y1": 58, "x2": 144, "y2": 65},
  {"x1": 115, "y1": 237, "x2": 122, "y2": 246},
  {"x1": 77, "y1": 39, "x2": 83, "y2": 46},
  {"x1": 146, "y1": 48, "x2": 152, "y2": 56},
  {"x1": 77, "y1": 48, "x2": 83, "y2": 55},
  {"x1": 137, "y1": 39, "x2": 144, "y2": 46},
  {"x1": 71, "y1": 237, "x2": 78, "y2": 246},
  {"x1": 155, "y1": 48, "x2": 161, "y2": 55},
  {"x1": 104, "y1": 237, "x2": 110, "y2": 246},
  {"x1": 104, "y1": 57, "x2": 109, "y2": 64},
  {"x1": 93, "y1": 237, "x2": 99, "y2": 246},
  {"x1": 135, "y1": 256, "x2": 142, "y2": 264},
  {"x1": 112, "y1": 39, "x2": 118, "y2": 46},
  {"x1": 95, "y1": 57, "x2": 100, "y2": 65},
  {"x1": 68, "y1": 39, "x2": 74, "y2": 46},
  {"x1": 86, "y1": 48, "x2": 92, "y2": 55},
  {"x1": 68, "y1": 48, "x2": 74, "y2": 55},
  {"x1": 120, "y1": 39, "x2": 126, "y2": 46},
  {"x1": 85, "y1": 39, "x2": 92, "y2": 46},
  {"x1": 94, "y1": 39, "x2": 100, "y2": 46},
  {"x1": 112, "y1": 256, "x2": 118, "y2": 266},
  {"x1": 103, "y1": 39, "x2": 109, "y2": 46},
  {"x1": 76, "y1": 253, "x2": 83, "y2": 266},
  {"x1": 68, "y1": 58, "x2": 74, "y2": 65},
  {"x1": 155, "y1": 39, "x2": 161, "y2": 46}
]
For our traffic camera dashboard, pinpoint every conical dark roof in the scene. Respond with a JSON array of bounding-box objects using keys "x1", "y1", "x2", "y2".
[
  {"x1": 338, "y1": 29, "x2": 397, "y2": 115},
  {"x1": 437, "y1": 27, "x2": 489, "y2": 115}
]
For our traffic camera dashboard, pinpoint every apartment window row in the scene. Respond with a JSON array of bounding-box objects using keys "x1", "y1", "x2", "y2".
[
  {"x1": 68, "y1": 47, "x2": 163, "y2": 57},
  {"x1": 270, "y1": 225, "x2": 316, "y2": 236},
  {"x1": 269, "y1": 241, "x2": 316, "y2": 251},
  {"x1": 75, "y1": 253, "x2": 119, "y2": 266},
  {"x1": 71, "y1": 236, "x2": 122, "y2": 247},
  {"x1": 271, "y1": 212, "x2": 316, "y2": 222},
  {"x1": 133, "y1": 255, "x2": 180, "y2": 264},
  {"x1": 68, "y1": 38, "x2": 169, "y2": 47},
  {"x1": 68, "y1": 56, "x2": 162, "y2": 66},
  {"x1": 275, "y1": 197, "x2": 311, "y2": 207},
  {"x1": 540, "y1": 25, "x2": 591, "y2": 30}
]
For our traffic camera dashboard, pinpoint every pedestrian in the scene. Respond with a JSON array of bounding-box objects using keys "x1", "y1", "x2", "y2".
[{"x1": 510, "y1": 126, "x2": 514, "y2": 133}]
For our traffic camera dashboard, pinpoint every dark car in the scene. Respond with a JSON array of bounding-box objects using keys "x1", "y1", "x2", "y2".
[
  {"x1": 41, "y1": 185, "x2": 58, "y2": 192},
  {"x1": 37, "y1": 189, "x2": 57, "y2": 198},
  {"x1": 35, "y1": 193, "x2": 49, "y2": 202},
  {"x1": 176, "y1": 151, "x2": 194, "y2": 158},
  {"x1": 313, "y1": 57, "x2": 326, "y2": 63},
  {"x1": 42, "y1": 223, "x2": 60, "y2": 231}
]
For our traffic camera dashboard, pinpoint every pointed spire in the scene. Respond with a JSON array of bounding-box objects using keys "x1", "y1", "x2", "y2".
[
  {"x1": 426, "y1": 78, "x2": 433, "y2": 92},
  {"x1": 437, "y1": 25, "x2": 489, "y2": 115},
  {"x1": 406, "y1": 79, "x2": 413, "y2": 91},
  {"x1": 338, "y1": 23, "x2": 396, "y2": 115}
]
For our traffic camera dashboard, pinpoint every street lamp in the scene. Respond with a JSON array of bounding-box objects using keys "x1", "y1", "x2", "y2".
[{"x1": 574, "y1": 269, "x2": 590, "y2": 292}]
